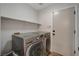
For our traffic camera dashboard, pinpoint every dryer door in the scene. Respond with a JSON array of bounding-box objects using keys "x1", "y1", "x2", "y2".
[{"x1": 26, "y1": 41, "x2": 43, "y2": 56}]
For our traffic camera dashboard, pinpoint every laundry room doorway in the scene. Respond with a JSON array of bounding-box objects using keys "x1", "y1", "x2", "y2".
[{"x1": 52, "y1": 7, "x2": 75, "y2": 56}]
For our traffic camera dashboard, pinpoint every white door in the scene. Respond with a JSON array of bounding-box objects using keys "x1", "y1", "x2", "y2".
[{"x1": 52, "y1": 7, "x2": 75, "y2": 56}]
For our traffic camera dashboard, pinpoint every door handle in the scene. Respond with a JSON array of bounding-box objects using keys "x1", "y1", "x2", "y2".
[
  {"x1": 53, "y1": 30, "x2": 55, "y2": 32},
  {"x1": 53, "y1": 33, "x2": 55, "y2": 36}
]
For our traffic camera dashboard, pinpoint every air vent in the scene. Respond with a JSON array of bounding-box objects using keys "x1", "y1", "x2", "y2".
[{"x1": 39, "y1": 3, "x2": 43, "y2": 5}]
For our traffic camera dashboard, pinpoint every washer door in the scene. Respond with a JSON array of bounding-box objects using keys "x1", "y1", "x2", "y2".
[{"x1": 26, "y1": 41, "x2": 43, "y2": 56}]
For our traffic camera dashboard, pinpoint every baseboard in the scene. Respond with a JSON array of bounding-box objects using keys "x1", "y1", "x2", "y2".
[{"x1": 47, "y1": 50, "x2": 63, "y2": 56}]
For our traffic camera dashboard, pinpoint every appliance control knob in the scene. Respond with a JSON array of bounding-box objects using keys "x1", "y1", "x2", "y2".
[
  {"x1": 36, "y1": 37, "x2": 39, "y2": 40},
  {"x1": 40, "y1": 35, "x2": 43, "y2": 37}
]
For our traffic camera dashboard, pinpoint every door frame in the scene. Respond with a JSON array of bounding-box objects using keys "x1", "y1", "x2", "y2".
[{"x1": 50, "y1": 5, "x2": 78, "y2": 56}]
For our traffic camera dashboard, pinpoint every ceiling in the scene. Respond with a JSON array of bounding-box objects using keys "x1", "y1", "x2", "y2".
[
  {"x1": 28, "y1": 3, "x2": 79, "y2": 11},
  {"x1": 28, "y1": 3, "x2": 52, "y2": 10}
]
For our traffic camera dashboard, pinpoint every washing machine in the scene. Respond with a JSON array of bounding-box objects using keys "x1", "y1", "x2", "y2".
[
  {"x1": 26, "y1": 41, "x2": 43, "y2": 56},
  {"x1": 12, "y1": 32, "x2": 46, "y2": 56}
]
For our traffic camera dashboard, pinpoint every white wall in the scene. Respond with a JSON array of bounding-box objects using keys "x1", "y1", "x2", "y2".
[
  {"x1": 77, "y1": 5, "x2": 79, "y2": 55},
  {"x1": 38, "y1": 4, "x2": 78, "y2": 32},
  {"x1": 38, "y1": 8, "x2": 52, "y2": 32},
  {"x1": 0, "y1": 5, "x2": 1, "y2": 55},
  {"x1": 38, "y1": 4, "x2": 79, "y2": 55},
  {"x1": 0, "y1": 3, "x2": 39, "y2": 55},
  {"x1": 0, "y1": 17, "x2": 1, "y2": 55},
  {"x1": 0, "y1": 3, "x2": 38, "y2": 23},
  {"x1": 1, "y1": 17, "x2": 39, "y2": 55}
]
